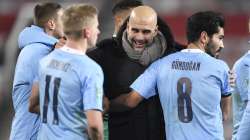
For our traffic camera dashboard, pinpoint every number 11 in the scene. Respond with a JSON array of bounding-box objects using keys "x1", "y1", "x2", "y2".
[{"x1": 42, "y1": 75, "x2": 61, "y2": 125}]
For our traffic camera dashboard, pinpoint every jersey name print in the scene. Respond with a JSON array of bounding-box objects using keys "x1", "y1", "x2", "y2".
[
  {"x1": 37, "y1": 49, "x2": 103, "y2": 140},
  {"x1": 131, "y1": 49, "x2": 232, "y2": 140},
  {"x1": 172, "y1": 60, "x2": 200, "y2": 71}
]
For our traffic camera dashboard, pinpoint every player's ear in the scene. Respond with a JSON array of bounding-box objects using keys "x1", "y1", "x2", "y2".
[
  {"x1": 126, "y1": 21, "x2": 130, "y2": 33},
  {"x1": 46, "y1": 19, "x2": 56, "y2": 30},
  {"x1": 114, "y1": 15, "x2": 122, "y2": 28},
  {"x1": 83, "y1": 28, "x2": 91, "y2": 38},
  {"x1": 200, "y1": 31, "x2": 209, "y2": 46},
  {"x1": 153, "y1": 25, "x2": 158, "y2": 37}
]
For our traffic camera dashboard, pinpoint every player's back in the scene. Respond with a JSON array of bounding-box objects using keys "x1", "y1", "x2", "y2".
[
  {"x1": 37, "y1": 48, "x2": 103, "y2": 140},
  {"x1": 10, "y1": 25, "x2": 57, "y2": 140},
  {"x1": 156, "y1": 50, "x2": 231, "y2": 140}
]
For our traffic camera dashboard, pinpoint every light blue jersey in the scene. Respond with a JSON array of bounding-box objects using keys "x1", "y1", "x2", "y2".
[
  {"x1": 37, "y1": 47, "x2": 103, "y2": 140},
  {"x1": 10, "y1": 25, "x2": 57, "y2": 140},
  {"x1": 234, "y1": 50, "x2": 250, "y2": 140},
  {"x1": 131, "y1": 49, "x2": 232, "y2": 140},
  {"x1": 237, "y1": 103, "x2": 250, "y2": 140},
  {"x1": 232, "y1": 51, "x2": 250, "y2": 139}
]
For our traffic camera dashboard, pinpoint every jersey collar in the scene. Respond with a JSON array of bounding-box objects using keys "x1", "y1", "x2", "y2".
[
  {"x1": 60, "y1": 45, "x2": 85, "y2": 56},
  {"x1": 181, "y1": 49, "x2": 204, "y2": 53}
]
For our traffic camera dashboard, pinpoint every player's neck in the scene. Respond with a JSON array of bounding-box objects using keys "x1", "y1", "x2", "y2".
[
  {"x1": 187, "y1": 43, "x2": 205, "y2": 52},
  {"x1": 65, "y1": 39, "x2": 87, "y2": 54}
]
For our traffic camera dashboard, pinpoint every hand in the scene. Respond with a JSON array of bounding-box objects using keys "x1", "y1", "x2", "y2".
[
  {"x1": 228, "y1": 70, "x2": 236, "y2": 87},
  {"x1": 55, "y1": 37, "x2": 66, "y2": 49}
]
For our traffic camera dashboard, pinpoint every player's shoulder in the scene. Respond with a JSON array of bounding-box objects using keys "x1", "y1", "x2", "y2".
[
  {"x1": 161, "y1": 51, "x2": 190, "y2": 64},
  {"x1": 19, "y1": 43, "x2": 51, "y2": 62},
  {"x1": 211, "y1": 59, "x2": 230, "y2": 72},
  {"x1": 86, "y1": 56, "x2": 102, "y2": 68},
  {"x1": 78, "y1": 55, "x2": 103, "y2": 73},
  {"x1": 161, "y1": 51, "x2": 181, "y2": 60},
  {"x1": 197, "y1": 53, "x2": 226, "y2": 66},
  {"x1": 79, "y1": 56, "x2": 103, "y2": 80},
  {"x1": 24, "y1": 40, "x2": 52, "y2": 50},
  {"x1": 234, "y1": 52, "x2": 250, "y2": 68},
  {"x1": 39, "y1": 49, "x2": 57, "y2": 65},
  {"x1": 156, "y1": 52, "x2": 183, "y2": 67},
  {"x1": 152, "y1": 52, "x2": 181, "y2": 68}
]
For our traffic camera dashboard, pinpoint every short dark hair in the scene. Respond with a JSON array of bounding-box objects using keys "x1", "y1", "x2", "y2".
[
  {"x1": 186, "y1": 11, "x2": 225, "y2": 43},
  {"x1": 34, "y1": 2, "x2": 62, "y2": 28},
  {"x1": 112, "y1": 0, "x2": 143, "y2": 16}
]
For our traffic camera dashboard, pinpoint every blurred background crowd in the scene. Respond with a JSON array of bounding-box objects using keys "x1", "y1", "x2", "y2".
[{"x1": 0, "y1": 0, "x2": 250, "y2": 139}]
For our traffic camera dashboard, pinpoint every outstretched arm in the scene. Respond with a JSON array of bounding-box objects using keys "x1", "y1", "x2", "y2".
[
  {"x1": 109, "y1": 60, "x2": 159, "y2": 112},
  {"x1": 109, "y1": 90, "x2": 144, "y2": 112}
]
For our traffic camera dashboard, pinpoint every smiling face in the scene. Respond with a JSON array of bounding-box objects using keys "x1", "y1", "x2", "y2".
[
  {"x1": 126, "y1": 18, "x2": 157, "y2": 52},
  {"x1": 126, "y1": 6, "x2": 158, "y2": 52}
]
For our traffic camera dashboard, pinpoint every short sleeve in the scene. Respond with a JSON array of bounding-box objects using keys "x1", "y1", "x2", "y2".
[
  {"x1": 82, "y1": 66, "x2": 104, "y2": 111},
  {"x1": 130, "y1": 60, "x2": 160, "y2": 99},
  {"x1": 221, "y1": 62, "x2": 233, "y2": 96}
]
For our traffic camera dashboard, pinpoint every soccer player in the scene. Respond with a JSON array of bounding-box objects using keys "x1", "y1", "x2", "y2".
[
  {"x1": 234, "y1": 18, "x2": 250, "y2": 140},
  {"x1": 232, "y1": 53, "x2": 249, "y2": 140},
  {"x1": 10, "y1": 3, "x2": 63, "y2": 140},
  {"x1": 29, "y1": 4, "x2": 104, "y2": 140},
  {"x1": 111, "y1": 11, "x2": 232, "y2": 140},
  {"x1": 52, "y1": 2, "x2": 144, "y2": 139}
]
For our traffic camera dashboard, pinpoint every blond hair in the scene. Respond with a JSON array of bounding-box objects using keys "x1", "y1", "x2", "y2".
[{"x1": 62, "y1": 4, "x2": 98, "y2": 40}]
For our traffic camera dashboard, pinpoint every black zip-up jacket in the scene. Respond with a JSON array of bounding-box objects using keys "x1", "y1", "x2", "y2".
[{"x1": 87, "y1": 17, "x2": 184, "y2": 140}]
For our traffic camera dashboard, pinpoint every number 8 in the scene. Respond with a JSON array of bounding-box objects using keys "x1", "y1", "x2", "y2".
[{"x1": 177, "y1": 77, "x2": 193, "y2": 123}]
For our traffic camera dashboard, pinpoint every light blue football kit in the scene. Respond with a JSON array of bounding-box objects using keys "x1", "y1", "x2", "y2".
[
  {"x1": 10, "y1": 25, "x2": 58, "y2": 140},
  {"x1": 131, "y1": 49, "x2": 232, "y2": 140},
  {"x1": 37, "y1": 46, "x2": 103, "y2": 140},
  {"x1": 231, "y1": 51, "x2": 250, "y2": 139},
  {"x1": 234, "y1": 50, "x2": 250, "y2": 140}
]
